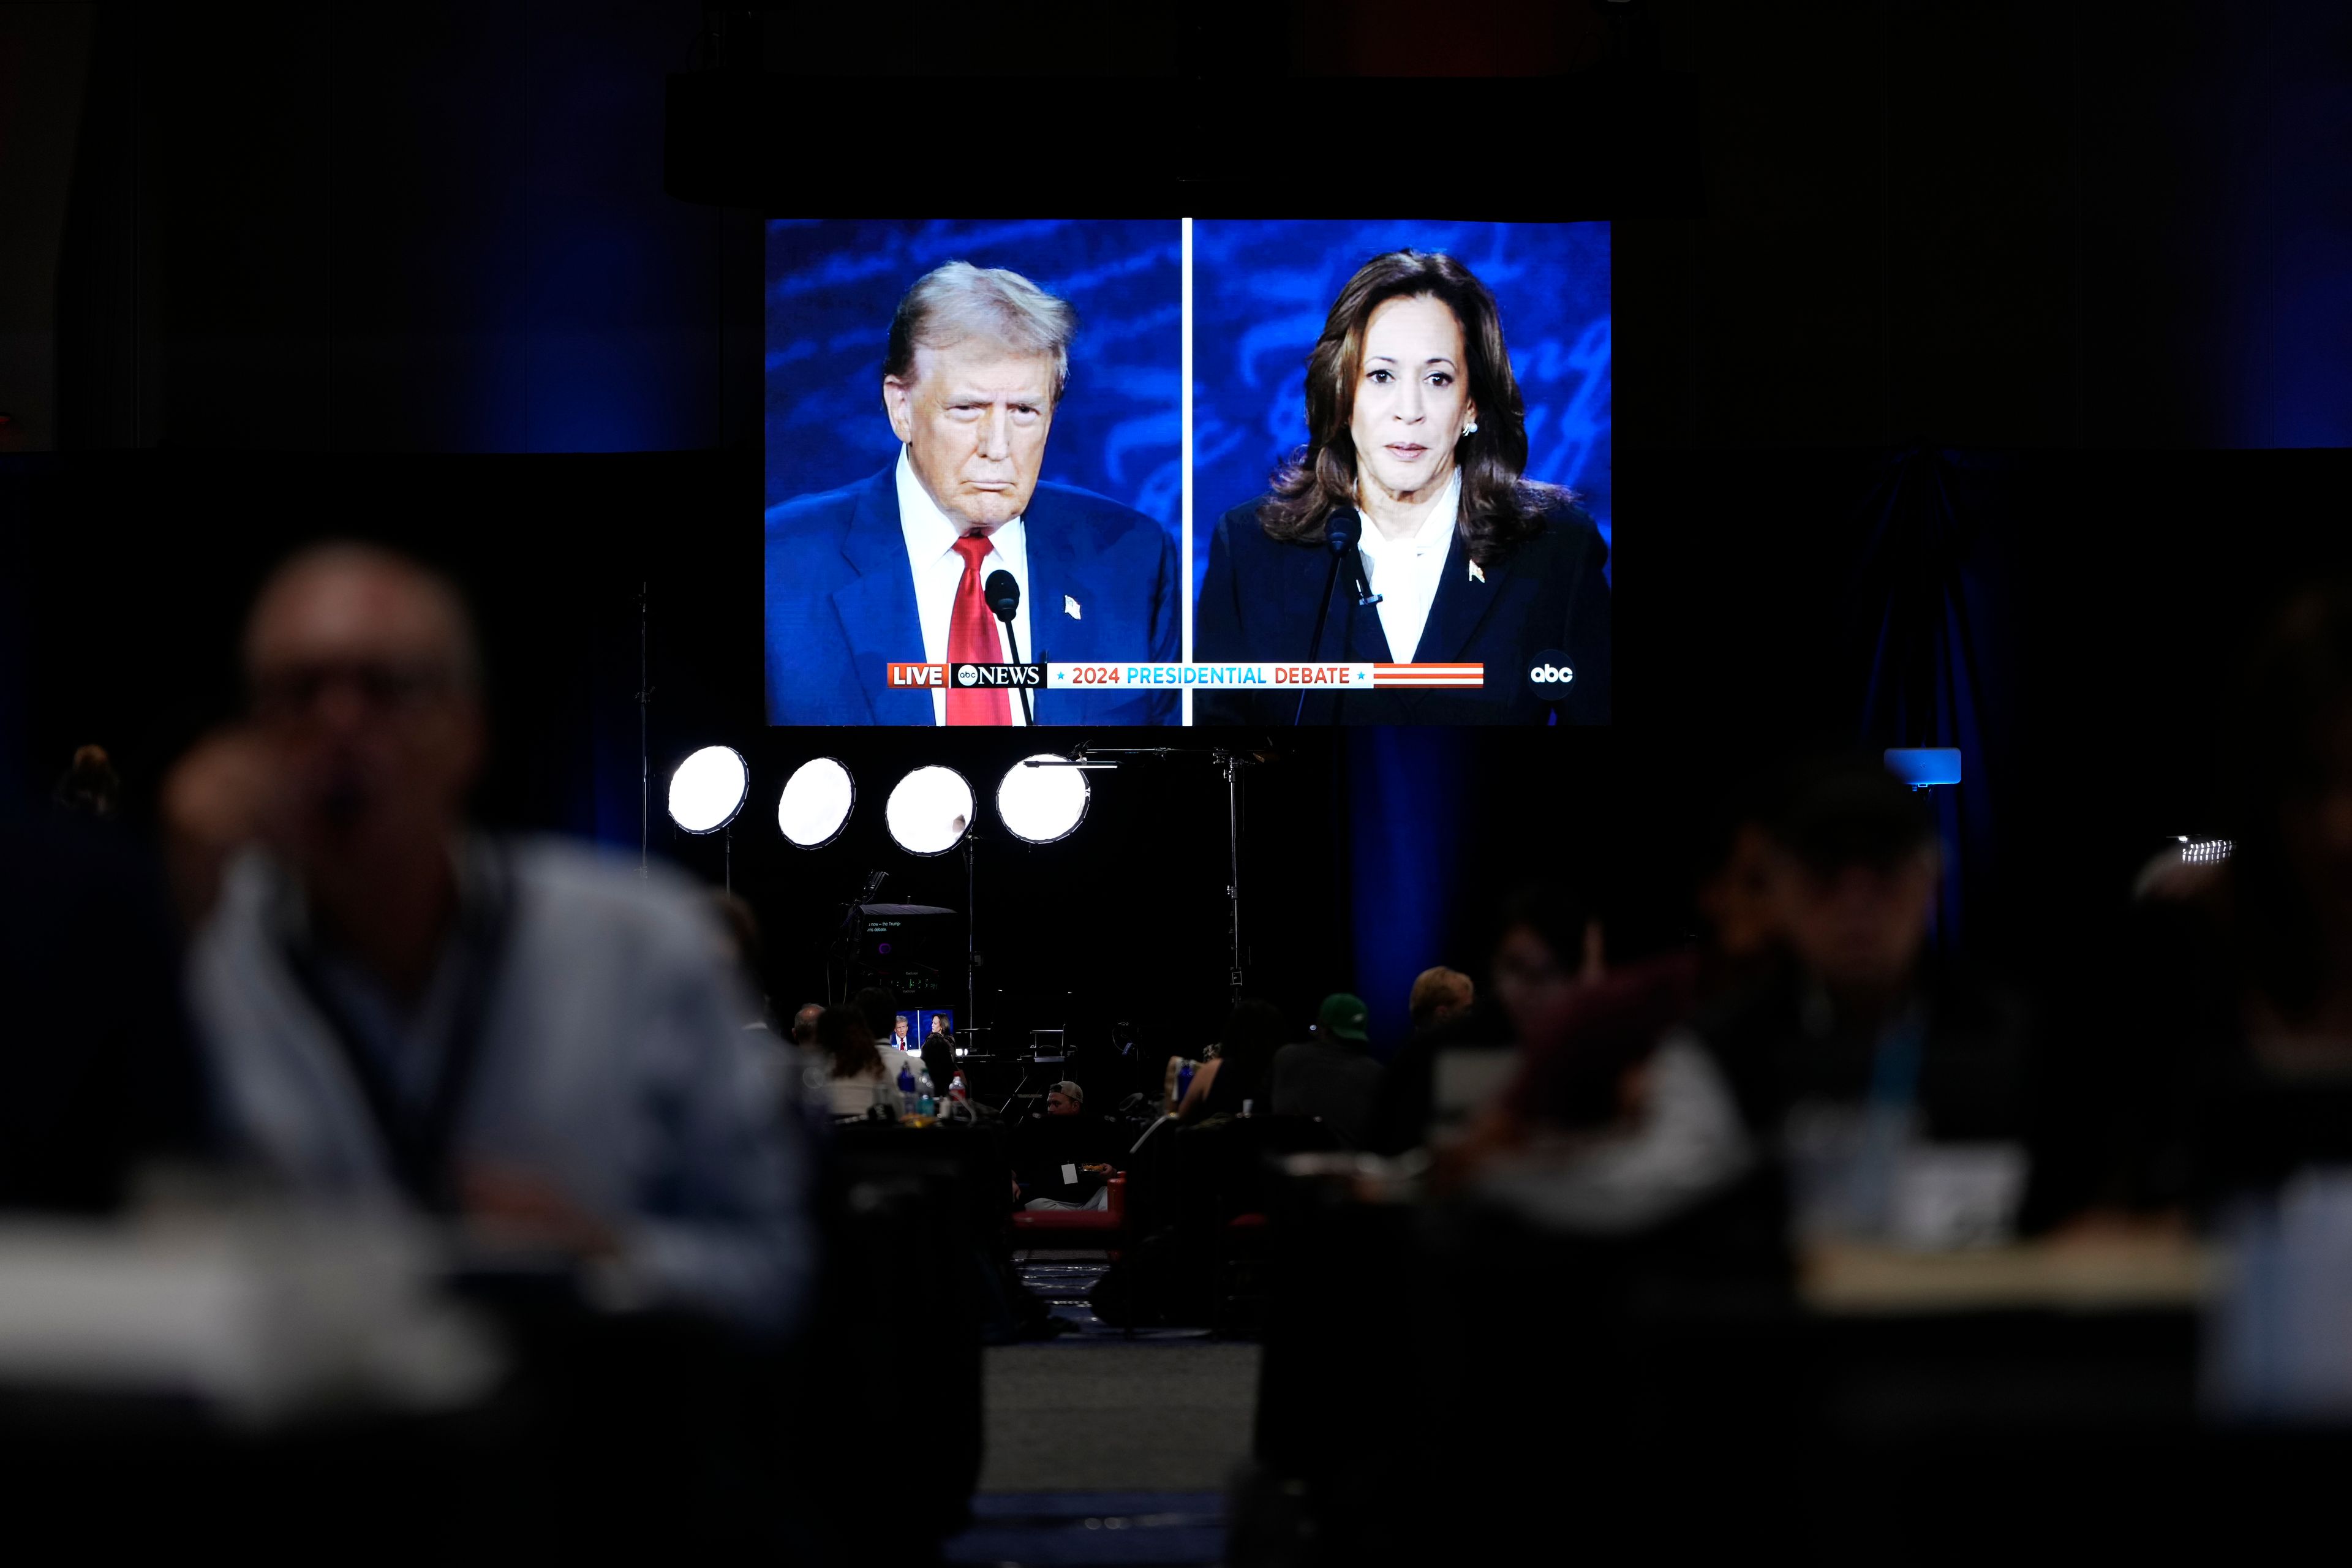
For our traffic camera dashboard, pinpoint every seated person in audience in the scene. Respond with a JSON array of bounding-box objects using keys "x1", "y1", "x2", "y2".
[
  {"x1": 52, "y1": 743, "x2": 123, "y2": 819},
  {"x1": 1270, "y1": 993, "x2": 1388, "y2": 1147},
  {"x1": 1411, "y1": 966, "x2": 1475, "y2": 1031},
  {"x1": 1366, "y1": 889, "x2": 1603, "y2": 1155},
  {"x1": 790, "y1": 1003, "x2": 824, "y2": 1051},
  {"x1": 1175, "y1": 1000, "x2": 1291, "y2": 1121},
  {"x1": 1012, "y1": 1082, "x2": 1116, "y2": 1208},
  {"x1": 183, "y1": 543, "x2": 812, "y2": 1334},
  {"x1": 816, "y1": 1007, "x2": 903, "y2": 1121}
]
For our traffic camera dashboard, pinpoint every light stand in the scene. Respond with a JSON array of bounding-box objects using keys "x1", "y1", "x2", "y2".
[
  {"x1": 1029, "y1": 742, "x2": 1269, "y2": 1003},
  {"x1": 827, "y1": 870, "x2": 888, "y2": 1006},
  {"x1": 964, "y1": 827, "x2": 979, "y2": 1057},
  {"x1": 1219, "y1": 748, "x2": 1248, "y2": 1001}
]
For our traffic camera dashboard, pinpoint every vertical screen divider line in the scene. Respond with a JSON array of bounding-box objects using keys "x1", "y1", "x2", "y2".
[{"x1": 1180, "y1": 214, "x2": 1195, "y2": 727}]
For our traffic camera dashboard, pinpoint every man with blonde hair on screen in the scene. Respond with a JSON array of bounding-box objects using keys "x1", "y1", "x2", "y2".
[{"x1": 764, "y1": 261, "x2": 1179, "y2": 725}]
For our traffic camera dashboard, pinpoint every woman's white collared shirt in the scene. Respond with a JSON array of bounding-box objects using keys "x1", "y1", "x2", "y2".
[{"x1": 1355, "y1": 467, "x2": 1461, "y2": 665}]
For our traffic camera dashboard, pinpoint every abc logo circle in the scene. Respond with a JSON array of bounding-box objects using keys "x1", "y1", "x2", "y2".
[
  {"x1": 956, "y1": 664, "x2": 981, "y2": 687},
  {"x1": 1526, "y1": 647, "x2": 1574, "y2": 692}
]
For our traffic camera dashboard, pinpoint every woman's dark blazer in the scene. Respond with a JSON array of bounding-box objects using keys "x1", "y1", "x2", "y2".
[{"x1": 1193, "y1": 494, "x2": 1611, "y2": 725}]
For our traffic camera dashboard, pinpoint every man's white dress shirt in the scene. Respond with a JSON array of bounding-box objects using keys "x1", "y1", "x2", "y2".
[
  {"x1": 895, "y1": 447, "x2": 1031, "y2": 726},
  {"x1": 1355, "y1": 467, "x2": 1461, "y2": 665}
]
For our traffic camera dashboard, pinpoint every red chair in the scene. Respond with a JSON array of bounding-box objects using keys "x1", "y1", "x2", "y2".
[{"x1": 1009, "y1": 1172, "x2": 1128, "y2": 1257}]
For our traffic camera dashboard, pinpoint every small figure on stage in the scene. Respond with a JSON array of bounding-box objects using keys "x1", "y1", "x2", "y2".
[{"x1": 921, "y1": 1010, "x2": 957, "y2": 1099}]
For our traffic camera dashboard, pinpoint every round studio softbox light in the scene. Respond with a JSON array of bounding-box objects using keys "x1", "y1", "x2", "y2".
[
  {"x1": 777, "y1": 756, "x2": 856, "y2": 849},
  {"x1": 667, "y1": 745, "x2": 748, "y2": 835},
  {"x1": 884, "y1": 765, "x2": 974, "y2": 857},
  {"x1": 997, "y1": 754, "x2": 1090, "y2": 845}
]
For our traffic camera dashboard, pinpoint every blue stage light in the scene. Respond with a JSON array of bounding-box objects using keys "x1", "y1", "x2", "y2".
[{"x1": 1883, "y1": 748, "x2": 1962, "y2": 790}]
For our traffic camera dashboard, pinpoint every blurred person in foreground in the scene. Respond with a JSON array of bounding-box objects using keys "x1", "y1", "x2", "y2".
[
  {"x1": 2085, "y1": 583, "x2": 2352, "y2": 1219},
  {"x1": 185, "y1": 543, "x2": 811, "y2": 1334},
  {"x1": 1270, "y1": 993, "x2": 1387, "y2": 1148},
  {"x1": 1450, "y1": 760, "x2": 2033, "y2": 1252},
  {"x1": 1700, "y1": 757, "x2": 2031, "y2": 1246},
  {"x1": 1365, "y1": 888, "x2": 1604, "y2": 1155},
  {"x1": 1439, "y1": 816, "x2": 1779, "y2": 1235}
]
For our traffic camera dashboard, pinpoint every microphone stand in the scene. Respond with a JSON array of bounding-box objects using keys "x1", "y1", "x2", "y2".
[
  {"x1": 1295, "y1": 537, "x2": 1349, "y2": 726},
  {"x1": 995, "y1": 610, "x2": 1036, "y2": 726}
]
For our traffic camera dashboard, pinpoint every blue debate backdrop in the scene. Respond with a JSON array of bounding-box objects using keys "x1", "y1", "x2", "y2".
[
  {"x1": 764, "y1": 219, "x2": 1183, "y2": 538},
  {"x1": 1189, "y1": 220, "x2": 1611, "y2": 606}
]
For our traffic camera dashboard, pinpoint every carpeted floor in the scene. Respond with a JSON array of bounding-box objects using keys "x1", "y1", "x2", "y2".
[{"x1": 943, "y1": 1257, "x2": 1260, "y2": 1565}]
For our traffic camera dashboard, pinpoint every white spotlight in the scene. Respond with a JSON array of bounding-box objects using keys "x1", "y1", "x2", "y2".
[
  {"x1": 777, "y1": 757, "x2": 856, "y2": 849},
  {"x1": 884, "y1": 766, "x2": 975, "y2": 857},
  {"x1": 997, "y1": 753, "x2": 1090, "y2": 845},
  {"x1": 667, "y1": 745, "x2": 748, "y2": 835}
]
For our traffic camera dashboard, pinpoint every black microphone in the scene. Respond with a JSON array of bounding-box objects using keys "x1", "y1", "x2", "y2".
[
  {"x1": 982, "y1": 570, "x2": 1035, "y2": 726},
  {"x1": 1296, "y1": 509, "x2": 1359, "y2": 726},
  {"x1": 984, "y1": 569, "x2": 1020, "y2": 623}
]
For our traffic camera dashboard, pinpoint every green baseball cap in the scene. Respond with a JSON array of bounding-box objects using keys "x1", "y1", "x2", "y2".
[{"x1": 1317, "y1": 992, "x2": 1370, "y2": 1042}]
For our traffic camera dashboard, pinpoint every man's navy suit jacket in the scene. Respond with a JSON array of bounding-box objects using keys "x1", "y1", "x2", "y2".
[
  {"x1": 1194, "y1": 494, "x2": 1611, "y2": 725},
  {"x1": 764, "y1": 465, "x2": 1180, "y2": 726}
]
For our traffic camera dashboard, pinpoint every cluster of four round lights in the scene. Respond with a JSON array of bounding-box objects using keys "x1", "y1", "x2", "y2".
[{"x1": 668, "y1": 749, "x2": 1087, "y2": 853}]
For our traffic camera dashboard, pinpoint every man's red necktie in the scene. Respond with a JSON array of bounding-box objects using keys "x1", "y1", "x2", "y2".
[{"x1": 946, "y1": 532, "x2": 1011, "y2": 726}]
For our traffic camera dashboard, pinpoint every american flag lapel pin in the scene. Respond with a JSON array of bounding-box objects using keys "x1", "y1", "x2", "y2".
[
  {"x1": 1065, "y1": 595, "x2": 1082, "y2": 619},
  {"x1": 1468, "y1": 560, "x2": 1485, "y2": 584}
]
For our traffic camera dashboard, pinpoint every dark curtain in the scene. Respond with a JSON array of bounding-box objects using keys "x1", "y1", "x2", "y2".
[{"x1": 1848, "y1": 448, "x2": 2018, "y2": 952}]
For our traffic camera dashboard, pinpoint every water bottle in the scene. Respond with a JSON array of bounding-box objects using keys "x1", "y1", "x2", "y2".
[
  {"x1": 1175, "y1": 1060, "x2": 1196, "y2": 1104},
  {"x1": 896, "y1": 1062, "x2": 917, "y2": 1117},
  {"x1": 949, "y1": 1072, "x2": 968, "y2": 1102}
]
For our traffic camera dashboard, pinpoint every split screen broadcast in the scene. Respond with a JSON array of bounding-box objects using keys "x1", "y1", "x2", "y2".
[{"x1": 763, "y1": 219, "x2": 1610, "y2": 728}]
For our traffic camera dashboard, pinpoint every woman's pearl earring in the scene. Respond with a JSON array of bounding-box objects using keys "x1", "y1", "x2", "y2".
[{"x1": 1461, "y1": 421, "x2": 1479, "y2": 439}]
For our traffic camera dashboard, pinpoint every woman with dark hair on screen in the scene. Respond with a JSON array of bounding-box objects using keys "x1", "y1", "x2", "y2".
[{"x1": 1195, "y1": 249, "x2": 1610, "y2": 725}]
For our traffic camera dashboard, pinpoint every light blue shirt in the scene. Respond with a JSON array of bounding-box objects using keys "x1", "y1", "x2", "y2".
[{"x1": 189, "y1": 835, "x2": 812, "y2": 1336}]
